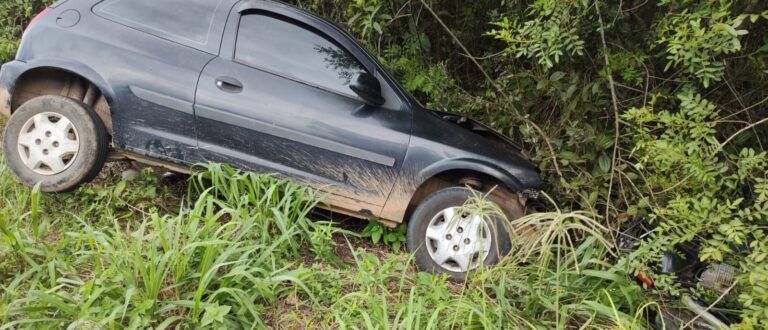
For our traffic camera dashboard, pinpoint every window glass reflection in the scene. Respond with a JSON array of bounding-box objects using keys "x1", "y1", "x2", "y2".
[{"x1": 236, "y1": 14, "x2": 366, "y2": 96}]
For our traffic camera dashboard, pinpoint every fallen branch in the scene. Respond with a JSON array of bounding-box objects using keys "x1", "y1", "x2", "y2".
[
  {"x1": 682, "y1": 280, "x2": 738, "y2": 329},
  {"x1": 717, "y1": 117, "x2": 768, "y2": 153},
  {"x1": 595, "y1": 1, "x2": 622, "y2": 222}
]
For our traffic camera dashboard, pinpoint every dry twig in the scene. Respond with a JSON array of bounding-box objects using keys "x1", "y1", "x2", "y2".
[
  {"x1": 595, "y1": 2, "x2": 623, "y2": 224},
  {"x1": 682, "y1": 280, "x2": 738, "y2": 329}
]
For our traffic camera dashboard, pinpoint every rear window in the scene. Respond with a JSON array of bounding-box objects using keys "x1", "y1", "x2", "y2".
[{"x1": 94, "y1": 0, "x2": 225, "y2": 51}]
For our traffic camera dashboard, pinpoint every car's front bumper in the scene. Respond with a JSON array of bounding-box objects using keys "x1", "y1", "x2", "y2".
[{"x1": 0, "y1": 61, "x2": 28, "y2": 118}]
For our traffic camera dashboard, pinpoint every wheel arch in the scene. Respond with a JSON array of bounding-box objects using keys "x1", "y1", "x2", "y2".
[
  {"x1": 398, "y1": 159, "x2": 526, "y2": 224},
  {"x1": 9, "y1": 59, "x2": 115, "y2": 134},
  {"x1": 418, "y1": 158, "x2": 525, "y2": 192}
]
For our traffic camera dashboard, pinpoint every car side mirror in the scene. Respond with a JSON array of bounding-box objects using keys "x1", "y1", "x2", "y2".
[{"x1": 350, "y1": 72, "x2": 385, "y2": 106}]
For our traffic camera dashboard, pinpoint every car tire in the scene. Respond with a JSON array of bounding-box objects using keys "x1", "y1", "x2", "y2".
[
  {"x1": 407, "y1": 187, "x2": 525, "y2": 281},
  {"x1": 3, "y1": 95, "x2": 108, "y2": 192}
]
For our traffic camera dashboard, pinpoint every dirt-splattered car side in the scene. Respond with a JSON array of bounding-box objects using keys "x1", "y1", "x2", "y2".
[{"x1": 1, "y1": 0, "x2": 543, "y2": 278}]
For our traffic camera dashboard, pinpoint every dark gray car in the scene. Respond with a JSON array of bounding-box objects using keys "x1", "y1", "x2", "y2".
[{"x1": 0, "y1": 0, "x2": 543, "y2": 278}]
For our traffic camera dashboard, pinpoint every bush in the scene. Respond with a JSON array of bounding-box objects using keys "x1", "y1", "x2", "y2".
[{"x1": 0, "y1": 0, "x2": 50, "y2": 62}]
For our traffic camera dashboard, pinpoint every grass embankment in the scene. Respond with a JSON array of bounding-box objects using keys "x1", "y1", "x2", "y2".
[{"x1": 0, "y1": 136, "x2": 652, "y2": 328}]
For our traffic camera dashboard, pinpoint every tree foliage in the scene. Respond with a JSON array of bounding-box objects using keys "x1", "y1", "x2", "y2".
[{"x1": 0, "y1": 0, "x2": 48, "y2": 62}]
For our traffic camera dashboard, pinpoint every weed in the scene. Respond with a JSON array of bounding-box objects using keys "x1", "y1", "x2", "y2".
[
  {"x1": 360, "y1": 220, "x2": 407, "y2": 251},
  {"x1": 0, "y1": 157, "x2": 649, "y2": 328}
]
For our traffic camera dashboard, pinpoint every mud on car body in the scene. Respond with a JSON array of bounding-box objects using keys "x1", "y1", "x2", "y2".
[{"x1": 0, "y1": 0, "x2": 544, "y2": 279}]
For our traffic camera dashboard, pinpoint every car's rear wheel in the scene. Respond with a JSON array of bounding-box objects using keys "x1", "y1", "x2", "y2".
[
  {"x1": 3, "y1": 95, "x2": 108, "y2": 192},
  {"x1": 406, "y1": 187, "x2": 525, "y2": 280}
]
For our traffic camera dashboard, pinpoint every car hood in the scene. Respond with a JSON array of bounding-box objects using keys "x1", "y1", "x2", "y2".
[{"x1": 428, "y1": 109, "x2": 532, "y2": 161}]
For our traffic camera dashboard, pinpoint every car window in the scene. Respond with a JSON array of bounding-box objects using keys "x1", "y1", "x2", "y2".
[
  {"x1": 95, "y1": 0, "x2": 224, "y2": 49},
  {"x1": 235, "y1": 14, "x2": 367, "y2": 97}
]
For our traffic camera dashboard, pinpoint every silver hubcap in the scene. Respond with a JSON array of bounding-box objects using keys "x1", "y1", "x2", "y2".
[
  {"x1": 17, "y1": 112, "x2": 80, "y2": 175},
  {"x1": 426, "y1": 207, "x2": 493, "y2": 273}
]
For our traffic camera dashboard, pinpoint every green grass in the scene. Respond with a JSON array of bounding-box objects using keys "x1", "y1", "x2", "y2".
[{"x1": 0, "y1": 136, "x2": 655, "y2": 329}]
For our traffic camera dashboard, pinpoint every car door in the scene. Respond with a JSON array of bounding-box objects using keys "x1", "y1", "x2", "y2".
[{"x1": 194, "y1": 10, "x2": 412, "y2": 213}]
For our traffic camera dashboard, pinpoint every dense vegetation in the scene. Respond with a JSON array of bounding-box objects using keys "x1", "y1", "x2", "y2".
[{"x1": 2, "y1": 0, "x2": 768, "y2": 328}]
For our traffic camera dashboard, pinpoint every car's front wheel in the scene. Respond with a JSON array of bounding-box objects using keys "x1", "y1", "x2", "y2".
[
  {"x1": 406, "y1": 187, "x2": 525, "y2": 280},
  {"x1": 3, "y1": 95, "x2": 108, "y2": 192}
]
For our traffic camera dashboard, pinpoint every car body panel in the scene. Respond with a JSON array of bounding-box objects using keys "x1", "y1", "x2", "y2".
[
  {"x1": 0, "y1": 0, "x2": 544, "y2": 224},
  {"x1": 195, "y1": 59, "x2": 411, "y2": 208},
  {"x1": 10, "y1": 0, "x2": 242, "y2": 164},
  {"x1": 194, "y1": 2, "x2": 411, "y2": 211},
  {"x1": 379, "y1": 109, "x2": 542, "y2": 221},
  {"x1": 91, "y1": 0, "x2": 232, "y2": 55}
]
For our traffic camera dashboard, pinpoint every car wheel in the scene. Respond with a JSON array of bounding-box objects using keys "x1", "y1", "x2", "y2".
[
  {"x1": 3, "y1": 95, "x2": 108, "y2": 192},
  {"x1": 406, "y1": 187, "x2": 525, "y2": 280}
]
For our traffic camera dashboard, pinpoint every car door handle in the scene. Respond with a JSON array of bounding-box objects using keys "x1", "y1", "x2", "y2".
[{"x1": 215, "y1": 77, "x2": 243, "y2": 93}]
